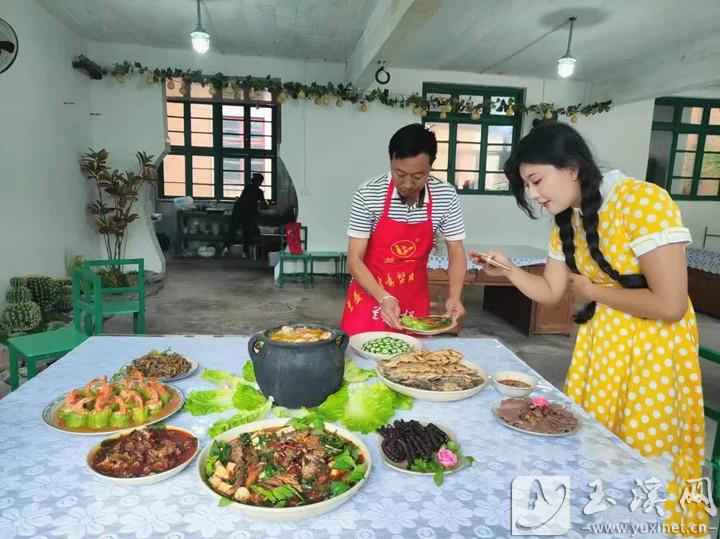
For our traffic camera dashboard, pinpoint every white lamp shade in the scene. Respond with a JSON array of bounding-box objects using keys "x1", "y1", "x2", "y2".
[
  {"x1": 557, "y1": 56, "x2": 576, "y2": 78},
  {"x1": 191, "y1": 30, "x2": 210, "y2": 54}
]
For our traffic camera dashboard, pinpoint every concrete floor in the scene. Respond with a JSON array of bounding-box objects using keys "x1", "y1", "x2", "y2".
[{"x1": 101, "y1": 257, "x2": 720, "y2": 401}]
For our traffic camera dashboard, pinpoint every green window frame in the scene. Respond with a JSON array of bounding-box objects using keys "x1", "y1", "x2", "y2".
[
  {"x1": 647, "y1": 97, "x2": 720, "y2": 200},
  {"x1": 422, "y1": 82, "x2": 524, "y2": 195},
  {"x1": 159, "y1": 80, "x2": 280, "y2": 201}
]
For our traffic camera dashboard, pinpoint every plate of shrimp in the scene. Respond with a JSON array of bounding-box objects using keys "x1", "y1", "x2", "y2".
[{"x1": 42, "y1": 371, "x2": 184, "y2": 435}]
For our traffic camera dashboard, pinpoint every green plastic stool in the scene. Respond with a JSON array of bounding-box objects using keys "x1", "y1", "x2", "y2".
[{"x1": 8, "y1": 327, "x2": 89, "y2": 390}]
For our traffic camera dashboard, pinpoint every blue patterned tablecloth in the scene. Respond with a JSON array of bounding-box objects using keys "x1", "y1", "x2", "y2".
[
  {"x1": 0, "y1": 336, "x2": 675, "y2": 538},
  {"x1": 687, "y1": 248, "x2": 720, "y2": 275}
]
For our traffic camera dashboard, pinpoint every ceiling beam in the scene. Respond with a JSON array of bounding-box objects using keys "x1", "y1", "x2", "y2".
[
  {"x1": 345, "y1": 0, "x2": 430, "y2": 88},
  {"x1": 591, "y1": 34, "x2": 720, "y2": 105}
]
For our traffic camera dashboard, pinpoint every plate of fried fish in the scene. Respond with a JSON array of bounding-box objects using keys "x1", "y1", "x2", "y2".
[{"x1": 375, "y1": 348, "x2": 487, "y2": 401}]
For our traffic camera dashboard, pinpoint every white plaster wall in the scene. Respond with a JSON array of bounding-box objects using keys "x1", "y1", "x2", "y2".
[{"x1": 0, "y1": 0, "x2": 99, "y2": 310}]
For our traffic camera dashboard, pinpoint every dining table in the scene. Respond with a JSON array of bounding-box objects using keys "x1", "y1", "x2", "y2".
[{"x1": 0, "y1": 335, "x2": 675, "y2": 538}]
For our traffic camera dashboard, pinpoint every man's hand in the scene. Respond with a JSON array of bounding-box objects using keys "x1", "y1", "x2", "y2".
[
  {"x1": 379, "y1": 295, "x2": 402, "y2": 329},
  {"x1": 445, "y1": 296, "x2": 466, "y2": 323}
]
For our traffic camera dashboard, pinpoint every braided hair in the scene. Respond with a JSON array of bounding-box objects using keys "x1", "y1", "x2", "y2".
[{"x1": 503, "y1": 123, "x2": 647, "y2": 323}]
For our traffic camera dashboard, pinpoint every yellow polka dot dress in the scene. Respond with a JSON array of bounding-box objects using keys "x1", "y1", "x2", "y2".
[{"x1": 549, "y1": 174, "x2": 706, "y2": 535}]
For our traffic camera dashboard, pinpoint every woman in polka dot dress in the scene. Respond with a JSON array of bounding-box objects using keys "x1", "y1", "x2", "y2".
[{"x1": 475, "y1": 123, "x2": 706, "y2": 535}]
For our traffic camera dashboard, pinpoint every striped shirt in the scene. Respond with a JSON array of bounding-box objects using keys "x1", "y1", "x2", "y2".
[{"x1": 347, "y1": 172, "x2": 466, "y2": 241}]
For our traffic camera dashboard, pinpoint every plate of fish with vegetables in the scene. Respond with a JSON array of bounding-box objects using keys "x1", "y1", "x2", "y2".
[
  {"x1": 399, "y1": 315, "x2": 457, "y2": 335},
  {"x1": 349, "y1": 331, "x2": 422, "y2": 361},
  {"x1": 198, "y1": 416, "x2": 371, "y2": 520},
  {"x1": 378, "y1": 419, "x2": 474, "y2": 485},
  {"x1": 42, "y1": 372, "x2": 184, "y2": 435}
]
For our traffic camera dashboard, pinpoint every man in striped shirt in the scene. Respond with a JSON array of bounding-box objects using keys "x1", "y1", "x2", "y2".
[{"x1": 340, "y1": 124, "x2": 467, "y2": 334}]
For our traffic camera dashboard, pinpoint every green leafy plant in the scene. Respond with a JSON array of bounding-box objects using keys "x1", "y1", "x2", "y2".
[{"x1": 80, "y1": 148, "x2": 156, "y2": 284}]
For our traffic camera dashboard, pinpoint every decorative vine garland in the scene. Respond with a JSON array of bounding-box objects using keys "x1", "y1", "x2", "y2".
[{"x1": 72, "y1": 55, "x2": 613, "y2": 122}]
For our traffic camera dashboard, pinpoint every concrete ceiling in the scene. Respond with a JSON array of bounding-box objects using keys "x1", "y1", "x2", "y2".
[
  {"x1": 37, "y1": 0, "x2": 379, "y2": 61},
  {"x1": 39, "y1": 0, "x2": 720, "y2": 102}
]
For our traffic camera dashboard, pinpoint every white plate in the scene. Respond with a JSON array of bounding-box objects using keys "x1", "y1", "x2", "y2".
[
  {"x1": 492, "y1": 402, "x2": 581, "y2": 437},
  {"x1": 399, "y1": 316, "x2": 457, "y2": 336},
  {"x1": 349, "y1": 331, "x2": 422, "y2": 362},
  {"x1": 42, "y1": 384, "x2": 185, "y2": 436},
  {"x1": 379, "y1": 424, "x2": 464, "y2": 476},
  {"x1": 123, "y1": 355, "x2": 200, "y2": 382},
  {"x1": 86, "y1": 426, "x2": 199, "y2": 485},
  {"x1": 197, "y1": 418, "x2": 372, "y2": 521},
  {"x1": 376, "y1": 361, "x2": 488, "y2": 402}
]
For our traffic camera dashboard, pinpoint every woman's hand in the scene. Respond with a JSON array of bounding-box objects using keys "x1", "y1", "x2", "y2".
[
  {"x1": 469, "y1": 250, "x2": 514, "y2": 277},
  {"x1": 568, "y1": 273, "x2": 597, "y2": 302}
]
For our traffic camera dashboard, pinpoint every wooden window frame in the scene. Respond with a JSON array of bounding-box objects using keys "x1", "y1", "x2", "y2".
[
  {"x1": 422, "y1": 82, "x2": 524, "y2": 195},
  {"x1": 649, "y1": 96, "x2": 720, "y2": 201},
  {"x1": 159, "y1": 83, "x2": 280, "y2": 201}
]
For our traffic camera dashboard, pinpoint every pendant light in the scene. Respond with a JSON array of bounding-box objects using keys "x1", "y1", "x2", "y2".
[
  {"x1": 191, "y1": 0, "x2": 210, "y2": 54},
  {"x1": 557, "y1": 17, "x2": 577, "y2": 78}
]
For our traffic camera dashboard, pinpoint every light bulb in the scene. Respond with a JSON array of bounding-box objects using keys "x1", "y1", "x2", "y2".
[
  {"x1": 191, "y1": 29, "x2": 210, "y2": 54},
  {"x1": 557, "y1": 56, "x2": 576, "y2": 78}
]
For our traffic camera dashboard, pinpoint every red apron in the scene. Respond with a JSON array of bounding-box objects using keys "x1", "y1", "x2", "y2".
[{"x1": 340, "y1": 181, "x2": 434, "y2": 335}]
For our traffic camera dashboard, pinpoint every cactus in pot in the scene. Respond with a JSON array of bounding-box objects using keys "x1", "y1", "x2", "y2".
[
  {"x1": 1, "y1": 302, "x2": 42, "y2": 333},
  {"x1": 24, "y1": 275, "x2": 61, "y2": 313},
  {"x1": 6, "y1": 285, "x2": 32, "y2": 304}
]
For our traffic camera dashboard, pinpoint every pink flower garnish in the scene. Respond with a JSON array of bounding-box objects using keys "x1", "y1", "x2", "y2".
[
  {"x1": 531, "y1": 396, "x2": 548, "y2": 408},
  {"x1": 437, "y1": 448, "x2": 458, "y2": 468}
]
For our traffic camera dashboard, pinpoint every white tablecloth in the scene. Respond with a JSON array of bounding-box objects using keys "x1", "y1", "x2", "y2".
[
  {"x1": 0, "y1": 336, "x2": 673, "y2": 538},
  {"x1": 687, "y1": 248, "x2": 720, "y2": 275}
]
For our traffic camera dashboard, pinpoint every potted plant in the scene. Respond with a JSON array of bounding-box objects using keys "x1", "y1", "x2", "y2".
[{"x1": 80, "y1": 149, "x2": 156, "y2": 286}]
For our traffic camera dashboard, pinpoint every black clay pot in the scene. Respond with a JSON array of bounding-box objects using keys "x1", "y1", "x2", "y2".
[{"x1": 248, "y1": 324, "x2": 348, "y2": 408}]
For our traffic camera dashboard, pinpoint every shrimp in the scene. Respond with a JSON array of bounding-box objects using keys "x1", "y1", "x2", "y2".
[
  {"x1": 113, "y1": 396, "x2": 127, "y2": 415},
  {"x1": 122, "y1": 370, "x2": 145, "y2": 390},
  {"x1": 93, "y1": 382, "x2": 114, "y2": 411},
  {"x1": 148, "y1": 378, "x2": 167, "y2": 397},
  {"x1": 65, "y1": 397, "x2": 92, "y2": 414},
  {"x1": 144, "y1": 385, "x2": 160, "y2": 408},
  {"x1": 64, "y1": 389, "x2": 81, "y2": 406},
  {"x1": 83, "y1": 376, "x2": 107, "y2": 393},
  {"x1": 120, "y1": 388, "x2": 144, "y2": 409}
]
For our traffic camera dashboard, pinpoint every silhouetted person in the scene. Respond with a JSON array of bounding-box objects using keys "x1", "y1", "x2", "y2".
[{"x1": 229, "y1": 173, "x2": 269, "y2": 257}]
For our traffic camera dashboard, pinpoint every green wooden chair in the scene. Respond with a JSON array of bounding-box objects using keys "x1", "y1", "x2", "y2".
[
  {"x1": 278, "y1": 226, "x2": 310, "y2": 289},
  {"x1": 700, "y1": 346, "x2": 720, "y2": 538},
  {"x1": 78, "y1": 258, "x2": 146, "y2": 334},
  {"x1": 309, "y1": 251, "x2": 343, "y2": 286},
  {"x1": 6, "y1": 269, "x2": 102, "y2": 391}
]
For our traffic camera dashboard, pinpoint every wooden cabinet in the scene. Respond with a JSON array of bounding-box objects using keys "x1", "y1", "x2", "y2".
[
  {"x1": 427, "y1": 265, "x2": 574, "y2": 336},
  {"x1": 688, "y1": 267, "x2": 720, "y2": 318}
]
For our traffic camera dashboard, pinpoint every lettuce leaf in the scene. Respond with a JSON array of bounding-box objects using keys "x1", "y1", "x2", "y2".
[
  {"x1": 201, "y1": 369, "x2": 244, "y2": 389},
  {"x1": 340, "y1": 383, "x2": 396, "y2": 434},
  {"x1": 343, "y1": 358, "x2": 376, "y2": 383},
  {"x1": 232, "y1": 384, "x2": 267, "y2": 410},
  {"x1": 242, "y1": 361, "x2": 256, "y2": 383},
  {"x1": 390, "y1": 389, "x2": 413, "y2": 410},
  {"x1": 184, "y1": 388, "x2": 236, "y2": 416},
  {"x1": 313, "y1": 383, "x2": 349, "y2": 421},
  {"x1": 208, "y1": 397, "x2": 273, "y2": 438},
  {"x1": 185, "y1": 384, "x2": 267, "y2": 416}
]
